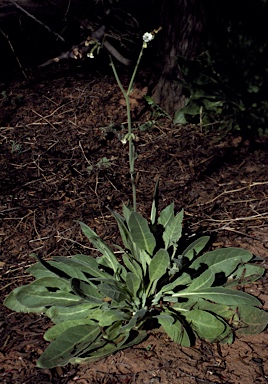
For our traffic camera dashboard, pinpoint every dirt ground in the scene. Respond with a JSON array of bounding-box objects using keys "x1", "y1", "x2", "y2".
[{"x1": 0, "y1": 64, "x2": 268, "y2": 384}]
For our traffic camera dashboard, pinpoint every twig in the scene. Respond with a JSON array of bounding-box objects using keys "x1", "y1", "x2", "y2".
[
  {"x1": 10, "y1": 0, "x2": 65, "y2": 42},
  {"x1": 199, "y1": 181, "x2": 268, "y2": 206},
  {"x1": 0, "y1": 28, "x2": 28, "y2": 79}
]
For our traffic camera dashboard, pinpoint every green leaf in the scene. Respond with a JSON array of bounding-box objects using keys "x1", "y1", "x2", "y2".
[
  {"x1": 71, "y1": 279, "x2": 105, "y2": 303},
  {"x1": 122, "y1": 254, "x2": 143, "y2": 279},
  {"x1": 64, "y1": 254, "x2": 110, "y2": 278},
  {"x1": 26, "y1": 263, "x2": 59, "y2": 279},
  {"x1": 186, "y1": 269, "x2": 215, "y2": 291},
  {"x1": 173, "y1": 287, "x2": 261, "y2": 306},
  {"x1": 182, "y1": 236, "x2": 210, "y2": 261},
  {"x1": 98, "y1": 283, "x2": 129, "y2": 303},
  {"x1": 190, "y1": 247, "x2": 253, "y2": 276},
  {"x1": 37, "y1": 324, "x2": 101, "y2": 368},
  {"x1": 79, "y1": 221, "x2": 121, "y2": 274},
  {"x1": 4, "y1": 289, "x2": 45, "y2": 313},
  {"x1": 225, "y1": 264, "x2": 265, "y2": 287},
  {"x1": 70, "y1": 330, "x2": 147, "y2": 365},
  {"x1": 99, "y1": 310, "x2": 130, "y2": 327},
  {"x1": 15, "y1": 277, "x2": 81, "y2": 308},
  {"x1": 158, "y1": 203, "x2": 175, "y2": 227},
  {"x1": 149, "y1": 249, "x2": 170, "y2": 283},
  {"x1": 235, "y1": 306, "x2": 268, "y2": 335},
  {"x1": 162, "y1": 209, "x2": 184, "y2": 249},
  {"x1": 126, "y1": 272, "x2": 141, "y2": 297},
  {"x1": 185, "y1": 310, "x2": 226, "y2": 341},
  {"x1": 109, "y1": 209, "x2": 133, "y2": 253},
  {"x1": 157, "y1": 313, "x2": 191, "y2": 346},
  {"x1": 44, "y1": 319, "x2": 97, "y2": 341},
  {"x1": 46, "y1": 304, "x2": 102, "y2": 323},
  {"x1": 128, "y1": 212, "x2": 156, "y2": 255}
]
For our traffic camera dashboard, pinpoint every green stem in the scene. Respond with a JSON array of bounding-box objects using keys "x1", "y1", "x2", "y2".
[{"x1": 109, "y1": 48, "x2": 144, "y2": 212}]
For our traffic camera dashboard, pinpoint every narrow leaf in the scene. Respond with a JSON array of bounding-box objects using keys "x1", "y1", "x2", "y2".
[{"x1": 150, "y1": 180, "x2": 159, "y2": 226}]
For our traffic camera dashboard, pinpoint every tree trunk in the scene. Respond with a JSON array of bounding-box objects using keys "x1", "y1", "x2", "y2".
[{"x1": 153, "y1": 0, "x2": 205, "y2": 117}]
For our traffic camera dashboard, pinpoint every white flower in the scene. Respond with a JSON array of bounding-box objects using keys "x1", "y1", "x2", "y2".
[
  {"x1": 87, "y1": 52, "x2": 94, "y2": 59},
  {"x1": 143, "y1": 32, "x2": 154, "y2": 43}
]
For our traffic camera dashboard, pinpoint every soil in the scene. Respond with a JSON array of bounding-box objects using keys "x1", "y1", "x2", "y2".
[{"x1": 0, "y1": 64, "x2": 268, "y2": 384}]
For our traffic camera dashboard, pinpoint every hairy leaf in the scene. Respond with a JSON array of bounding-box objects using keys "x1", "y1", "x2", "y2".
[
  {"x1": 158, "y1": 202, "x2": 175, "y2": 227},
  {"x1": 15, "y1": 277, "x2": 81, "y2": 308},
  {"x1": 184, "y1": 310, "x2": 226, "y2": 341},
  {"x1": 149, "y1": 249, "x2": 170, "y2": 283},
  {"x1": 235, "y1": 306, "x2": 268, "y2": 335},
  {"x1": 79, "y1": 221, "x2": 121, "y2": 274},
  {"x1": 4, "y1": 289, "x2": 45, "y2": 313},
  {"x1": 225, "y1": 264, "x2": 265, "y2": 287},
  {"x1": 162, "y1": 209, "x2": 184, "y2": 249},
  {"x1": 173, "y1": 287, "x2": 261, "y2": 306},
  {"x1": 182, "y1": 236, "x2": 210, "y2": 261},
  {"x1": 190, "y1": 247, "x2": 253, "y2": 276},
  {"x1": 157, "y1": 313, "x2": 191, "y2": 347},
  {"x1": 126, "y1": 272, "x2": 141, "y2": 297},
  {"x1": 128, "y1": 212, "x2": 156, "y2": 255},
  {"x1": 37, "y1": 324, "x2": 101, "y2": 368}
]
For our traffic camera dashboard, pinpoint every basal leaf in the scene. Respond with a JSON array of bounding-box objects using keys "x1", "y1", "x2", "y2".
[
  {"x1": 162, "y1": 209, "x2": 184, "y2": 249},
  {"x1": 99, "y1": 310, "x2": 130, "y2": 327},
  {"x1": 44, "y1": 319, "x2": 97, "y2": 341},
  {"x1": 157, "y1": 313, "x2": 191, "y2": 347},
  {"x1": 98, "y1": 283, "x2": 129, "y2": 303},
  {"x1": 57, "y1": 255, "x2": 110, "y2": 279},
  {"x1": 26, "y1": 263, "x2": 59, "y2": 279},
  {"x1": 14, "y1": 277, "x2": 81, "y2": 308},
  {"x1": 37, "y1": 324, "x2": 101, "y2": 368},
  {"x1": 79, "y1": 221, "x2": 121, "y2": 274},
  {"x1": 70, "y1": 330, "x2": 147, "y2": 365},
  {"x1": 71, "y1": 279, "x2": 105, "y2": 303},
  {"x1": 126, "y1": 272, "x2": 141, "y2": 297},
  {"x1": 122, "y1": 203, "x2": 132, "y2": 222},
  {"x1": 46, "y1": 303, "x2": 102, "y2": 323},
  {"x1": 128, "y1": 212, "x2": 156, "y2": 255},
  {"x1": 235, "y1": 306, "x2": 268, "y2": 335},
  {"x1": 122, "y1": 254, "x2": 143, "y2": 279},
  {"x1": 225, "y1": 264, "x2": 265, "y2": 287},
  {"x1": 4, "y1": 289, "x2": 45, "y2": 313},
  {"x1": 185, "y1": 269, "x2": 215, "y2": 291},
  {"x1": 190, "y1": 247, "x2": 253, "y2": 276},
  {"x1": 173, "y1": 287, "x2": 261, "y2": 306},
  {"x1": 109, "y1": 208, "x2": 133, "y2": 252},
  {"x1": 158, "y1": 203, "x2": 175, "y2": 227},
  {"x1": 149, "y1": 249, "x2": 170, "y2": 283},
  {"x1": 184, "y1": 310, "x2": 225, "y2": 341},
  {"x1": 182, "y1": 236, "x2": 210, "y2": 261}
]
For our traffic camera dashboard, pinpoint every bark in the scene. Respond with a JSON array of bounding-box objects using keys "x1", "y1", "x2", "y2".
[{"x1": 153, "y1": 0, "x2": 205, "y2": 117}]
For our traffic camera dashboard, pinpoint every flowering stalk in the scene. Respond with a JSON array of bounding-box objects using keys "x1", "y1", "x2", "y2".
[{"x1": 110, "y1": 29, "x2": 160, "y2": 212}]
